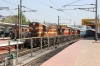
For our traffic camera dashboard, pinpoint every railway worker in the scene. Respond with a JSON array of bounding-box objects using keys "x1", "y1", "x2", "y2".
[
  {"x1": 9, "y1": 31, "x2": 12, "y2": 39},
  {"x1": 2, "y1": 30, "x2": 5, "y2": 40},
  {"x1": 25, "y1": 31, "x2": 29, "y2": 38}
]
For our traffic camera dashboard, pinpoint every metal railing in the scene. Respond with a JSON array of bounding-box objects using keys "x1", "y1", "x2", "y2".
[{"x1": 6, "y1": 34, "x2": 83, "y2": 65}]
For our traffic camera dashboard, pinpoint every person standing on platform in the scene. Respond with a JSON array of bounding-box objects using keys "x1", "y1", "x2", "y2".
[
  {"x1": 9, "y1": 31, "x2": 12, "y2": 39},
  {"x1": 25, "y1": 31, "x2": 29, "y2": 38}
]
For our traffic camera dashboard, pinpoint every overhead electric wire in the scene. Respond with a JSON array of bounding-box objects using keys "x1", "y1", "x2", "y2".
[
  {"x1": 38, "y1": 0, "x2": 61, "y2": 12},
  {"x1": 38, "y1": 0, "x2": 78, "y2": 21},
  {"x1": 2, "y1": 0, "x2": 79, "y2": 22},
  {"x1": 62, "y1": 0, "x2": 84, "y2": 21},
  {"x1": 64, "y1": 4, "x2": 95, "y2": 7},
  {"x1": 49, "y1": 0, "x2": 75, "y2": 18},
  {"x1": 49, "y1": 0, "x2": 70, "y2": 16},
  {"x1": 77, "y1": 7, "x2": 95, "y2": 9},
  {"x1": 49, "y1": 0, "x2": 79, "y2": 21},
  {"x1": 23, "y1": 6, "x2": 56, "y2": 20},
  {"x1": 49, "y1": 0, "x2": 59, "y2": 8},
  {"x1": 63, "y1": 0, "x2": 81, "y2": 7},
  {"x1": 8, "y1": 10, "x2": 18, "y2": 20},
  {"x1": 49, "y1": 0, "x2": 64, "y2": 12},
  {"x1": 2, "y1": 0, "x2": 56, "y2": 20},
  {"x1": 23, "y1": 6, "x2": 57, "y2": 20},
  {"x1": 35, "y1": 12, "x2": 56, "y2": 20},
  {"x1": 59, "y1": 16, "x2": 71, "y2": 20},
  {"x1": 38, "y1": 0, "x2": 50, "y2": 7},
  {"x1": 2, "y1": 0, "x2": 17, "y2": 6},
  {"x1": 8, "y1": 10, "x2": 15, "y2": 16}
]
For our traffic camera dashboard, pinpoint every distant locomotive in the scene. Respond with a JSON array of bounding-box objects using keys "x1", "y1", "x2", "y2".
[{"x1": 24, "y1": 22, "x2": 79, "y2": 48}]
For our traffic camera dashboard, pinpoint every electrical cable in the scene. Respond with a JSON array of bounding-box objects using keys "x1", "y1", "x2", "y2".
[
  {"x1": 64, "y1": 4, "x2": 95, "y2": 7},
  {"x1": 49, "y1": 0, "x2": 64, "y2": 12},
  {"x1": 8, "y1": 10, "x2": 15, "y2": 16},
  {"x1": 2, "y1": 0, "x2": 79, "y2": 22},
  {"x1": 63, "y1": 0, "x2": 81, "y2": 7},
  {"x1": 38, "y1": 0, "x2": 50, "y2": 7},
  {"x1": 23, "y1": 6, "x2": 56, "y2": 20},
  {"x1": 49, "y1": 0, "x2": 79, "y2": 21},
  {"x1": 2, "y1": 0, "x2": 56, "y2": 20},
  {"x1": 2, "y1": 0, "x2": 17, "y2": 6}
]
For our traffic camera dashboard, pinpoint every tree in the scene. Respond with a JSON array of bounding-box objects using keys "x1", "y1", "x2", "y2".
[
  {"x1": 22, "y1": 13, "x2": 29, "y2": 25},
  {"x1": 0, "y1": 13, "x2": 30, "y2": 25}
]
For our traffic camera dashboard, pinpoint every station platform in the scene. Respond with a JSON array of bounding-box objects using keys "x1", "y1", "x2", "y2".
[
  {"x1": 41, "y1": 38, "x2": 100, "y2": 66},
  {"x1": 0, "y1": 37, "x2": 10, "y2": 40},
  {"x1": 0, "y1": 40, "x2": 24, "y2": 54},
  {"x1": 0, "y1": 40, "x2": 23, "y2": 47}
]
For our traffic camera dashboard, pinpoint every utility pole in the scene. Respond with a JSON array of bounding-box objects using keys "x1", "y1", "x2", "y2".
[
  {"x1": 44, "y1": 20, "x2": 45, "y2": 24},
  {"x1": 20, "y1": 0, "x2": 22, "y2": 39},
  {"x1": 18, "y1": 5, "x2": 20, "y2": 39},
  {"x1": 98, "y1": 14, "x2": 99, "y2": 23},
  {"x1": 98, "y1": 15, "x2": 99, "y2": 23},
  {"x1": 15, "y1": 5, "x2": 20, "y2": 65},
  {"x1": 95, "y1": 0, "x2": 98, "y2": 41},
  {"x1": 97, "y1": 15, "x2": 99, "y2": 35},
  {"x1": 58, "y1": 15, "x2": 59, "y2": 26}
]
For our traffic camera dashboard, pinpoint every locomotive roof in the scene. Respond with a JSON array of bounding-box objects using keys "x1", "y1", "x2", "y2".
[{"x1": 30, "y1": 22, "x2": 49, "y2": 27}]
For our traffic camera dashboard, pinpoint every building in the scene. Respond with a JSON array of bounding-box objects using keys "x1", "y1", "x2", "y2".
[{"x1": 82, "y1": 19, "x2": 100, "y2": 37}]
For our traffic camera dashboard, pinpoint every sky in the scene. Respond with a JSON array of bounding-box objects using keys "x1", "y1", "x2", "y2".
[{"x1": 0, "y1": 0, "x2": 100, "y2": 25}]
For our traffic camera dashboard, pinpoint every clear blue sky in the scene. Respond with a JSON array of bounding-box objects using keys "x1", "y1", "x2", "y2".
[{"x1": 0, "y1": 0, "x2": 100, "y2": 25}]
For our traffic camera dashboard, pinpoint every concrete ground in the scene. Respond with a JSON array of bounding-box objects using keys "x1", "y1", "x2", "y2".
[{"x1": 41, "y1": 38, "x2": 100, "y2": 66}]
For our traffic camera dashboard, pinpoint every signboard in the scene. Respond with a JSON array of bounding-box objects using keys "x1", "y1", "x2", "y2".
[{"x1": 82, "y1": 19, "x2": 95, "y2": 25}]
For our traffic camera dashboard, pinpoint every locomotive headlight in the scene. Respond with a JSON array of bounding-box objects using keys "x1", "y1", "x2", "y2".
[{"x1": 33, "y1": 22, "x2": 35, "y2": 25}]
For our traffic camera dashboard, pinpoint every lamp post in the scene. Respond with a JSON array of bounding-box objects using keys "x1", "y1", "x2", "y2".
[
  {"x1": 95, "y1": 0, "x2": 98, "y2": 41},
  {"x1": 20, "y1": 0, "x2": 22, "y2": 39}
]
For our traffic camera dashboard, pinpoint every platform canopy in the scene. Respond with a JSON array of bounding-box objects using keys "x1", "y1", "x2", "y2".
[{"x1": 82, "y1": 19, "x2": 100, "y2": 26}]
